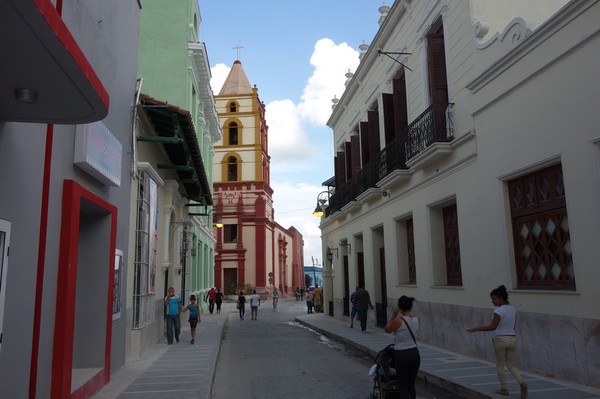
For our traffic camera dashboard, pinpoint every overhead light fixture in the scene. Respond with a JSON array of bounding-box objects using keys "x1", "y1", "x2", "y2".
[{"x1": 14, "y1": 88, "x2": 38, "y2": 104}]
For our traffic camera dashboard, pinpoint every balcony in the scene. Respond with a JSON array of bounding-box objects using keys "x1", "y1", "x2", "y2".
[
  {"x1": 326, "y1": 142, "x2": 410, "y2": 216},
  {"x1": 377, "y1": 138, "x2": 412, "y2": 191},
  {"x1": 405, "y1": 103, "x2": 454, "y2": 167},
  {"x1": 327, "y1": 180, "x2": 359, "y2": 216},
  {"x1": 325, "y1": 103, "x2": 454, "y2": 217}
]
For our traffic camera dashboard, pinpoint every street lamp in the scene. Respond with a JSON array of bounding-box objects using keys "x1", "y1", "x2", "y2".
[
  {"x1": 188, "y1": 207, "x2": 223, "y2": 228},
  {"x1": 326, "y1": 247, "x2": 338, "y2": 265},
  {"x1": 313, "y1": 202, "x2": 324, "y2": 218},
  {"x1": 313, "y1": 190, "x2": 333, "y2": 218}
]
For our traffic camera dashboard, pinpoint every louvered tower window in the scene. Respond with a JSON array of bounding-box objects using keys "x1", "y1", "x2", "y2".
[{"x1": 228, "y1": 122, "x2": 238, "y2": 145}]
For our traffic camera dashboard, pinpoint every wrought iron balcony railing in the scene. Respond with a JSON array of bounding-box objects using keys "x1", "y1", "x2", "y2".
[
  {"x1": 378, "y1": 137, "x2": 406, "y2": 180},
  {"x1": 324, "y1": 103, "x2": 454, "y2": 217},
  {"x1": 357, "y1": 160, "x2": 378, "y2": 194},
  {"x1": 405, "y1": 103, "x2": 454, "y2": 161},
  {"x1": 326, "y1": 148, "x2": 404, "y2": 217}
]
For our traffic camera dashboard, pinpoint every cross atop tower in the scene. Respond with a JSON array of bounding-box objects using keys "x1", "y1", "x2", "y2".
[{"x1": 232, "y1": 42, "x2": 244, "y2": 60}]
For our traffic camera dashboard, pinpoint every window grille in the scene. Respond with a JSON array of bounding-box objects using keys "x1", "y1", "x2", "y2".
[
  {"x1": 443, "y1": 203, "x2": 462, "y2": 286},
  {"x1": 132, "y1": 172, "x2": 157, "y2": 329},
  {"x1": 508, "y1": 164, "x2": 574, "y2": 289},
  {"x1": 406, "y1": 219, "x2": 417, "y2": 284}
]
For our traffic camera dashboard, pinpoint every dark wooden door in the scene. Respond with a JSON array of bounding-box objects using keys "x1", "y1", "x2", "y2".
[
  {"x1": 357, "y1": 252, "x2": 365, "y2": 288},
  {"x1": 343, "y1": 258, "x2": 350, "y2": 316},
  {"x1": 379, "y1": 247, "x2": 387, "y2": 306},
  {"x1": 224, "y1": 268, "x2": 237, "y2": 294}
]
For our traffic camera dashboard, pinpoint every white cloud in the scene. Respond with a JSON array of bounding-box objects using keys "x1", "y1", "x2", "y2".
[
  {"x1": 265, "y1": 100, "x2": 313, "y2": 161},
  {"x1": 271, "y1": 180, "x2": 327, "y2": 263},
  {"x1": 298, "y1": 38, "x2": 360, "y2": 125},
  {"x1": 210, "y1": 63, "x2": 230, "y2": 94}
]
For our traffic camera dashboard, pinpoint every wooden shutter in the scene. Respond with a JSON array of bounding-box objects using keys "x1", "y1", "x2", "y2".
[
  {"x1": 427, "y1": 24, "x2": 448, "y2": 104},
  {"x1": 368, "y1": 110, "x2": 381, "y2": 157},
  {"x1": 360, "y1": 122, "x2": 370, "y2": 165},
  {"x1": 335, "y1": 152, "x2": 346, "y2": 188},
  {"x1": 350, "y1": 135, "x2": 361, "y2": 177},
  {"x1": 382, "y1": 93, "x2": 396, "y2": 145},
  {"x1": 393, "y1": 74, "x2": 409, "y2": 166},
  {"x1": 345, "y1": 142, "x2": 353, "y2": 180},
  {"x1": 393, "y1": 74, "x2": 408, "y2": 139}
]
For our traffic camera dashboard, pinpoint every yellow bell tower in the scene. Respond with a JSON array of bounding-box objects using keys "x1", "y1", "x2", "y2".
[{"x1": 213, "y1": 59, "x2": 274, "y2": 296}]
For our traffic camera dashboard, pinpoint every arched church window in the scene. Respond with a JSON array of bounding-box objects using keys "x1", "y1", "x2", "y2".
[
  {"x1": 228, "y1": 122, "x2": 238, "y2": 145},
  {"x1": 227, "y1": 156, "x2": 238, "y2": 181},
  {"x1": 229, "y1": 102, "x2": 237, "y2": 112}
]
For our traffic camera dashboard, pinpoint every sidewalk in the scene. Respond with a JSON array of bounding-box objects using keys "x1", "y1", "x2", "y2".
[
  {"x1": 92, "y1": 302, "x2": 232, "y2": 399},
  {"x1": 295, "y1": 313, "x2": 600, "y2": 399}
]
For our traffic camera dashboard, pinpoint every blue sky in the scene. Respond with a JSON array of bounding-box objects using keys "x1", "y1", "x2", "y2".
[{"x1": 198, "y1": 1, "x2": 391, "y2": 264}]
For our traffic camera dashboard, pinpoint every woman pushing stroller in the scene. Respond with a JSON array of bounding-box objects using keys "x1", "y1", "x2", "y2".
[{"x1": 384, "y1": 295, "x2": 420, "y2": 399}]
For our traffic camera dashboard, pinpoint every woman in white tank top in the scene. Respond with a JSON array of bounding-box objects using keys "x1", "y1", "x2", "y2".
[{"x1": 384, "y1": 295, "x2": 420, "y2": 399}]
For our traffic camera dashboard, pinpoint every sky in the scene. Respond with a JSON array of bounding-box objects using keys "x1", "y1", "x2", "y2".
[{"x1": 198, "y1": 1, "x2": 391, "y2": 266}]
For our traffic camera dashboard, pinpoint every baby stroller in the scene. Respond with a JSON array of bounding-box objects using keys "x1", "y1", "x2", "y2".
[{"x1": 370, "y1": 344, "x2": 401, "y2": 398}]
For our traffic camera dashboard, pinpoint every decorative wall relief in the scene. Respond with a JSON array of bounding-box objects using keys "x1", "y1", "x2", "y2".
[{"x1": 473, "y1": 17, "x2": 532, "y2": 52}]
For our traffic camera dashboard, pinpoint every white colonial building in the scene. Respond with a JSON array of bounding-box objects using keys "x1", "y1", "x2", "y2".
[{"x1": 321, "y1": 0, "x2": 599, "y2": 387}]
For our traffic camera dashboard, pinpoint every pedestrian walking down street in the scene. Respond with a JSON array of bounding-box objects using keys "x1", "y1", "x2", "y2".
[
  {"x1": 384, "y1": 295, "x2": 420, "y2": 399},
  {"x1": 349, "y1": 287, "x2": 358, "y2": 328},
  {"x1": 164, "y1": 287, "x2": 184, "y2": 345},
  {"x1": 313, "y1": 285, "x2": 322, "y2": 312},
  {"x1": 183, "y1": 294, "x2": 201, "y2": 344},
  {"x1": 306, "y1": 290, "x2": 314, "y2": 314},
  {"x1": 250, "y1": 289, "x2": 261, "y2": 320},
  {"x1": 272, "y1": 287, "x2": 279, "y2": 310},
  {"x1": 237, "y1": 291, "x2": 246, "y2": 320},
  {"x1": 355, "y1": 286, "x2": 374, "y2": 333},
  {"x1": 467, "y1": 285, "x2": 528, "y2": 399},
  {"x1": 215, "y1": 288, "x2": 224, "y2": 314},
  {"x1": 205, "y1": 287, "x2": 217, "y2": 314}
]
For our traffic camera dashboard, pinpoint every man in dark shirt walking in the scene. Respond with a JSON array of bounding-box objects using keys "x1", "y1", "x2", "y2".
[{"x1": 355, "y1": 286, "x2": 374, "y2": 333}]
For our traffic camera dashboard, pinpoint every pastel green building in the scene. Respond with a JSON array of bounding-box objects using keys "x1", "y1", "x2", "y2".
[
  {"x1": 138, "y1": 0, "x2": 220, "y2": 299},
  {"x1": 128, "y1": 0, "x2": 221, "y2": 358}
]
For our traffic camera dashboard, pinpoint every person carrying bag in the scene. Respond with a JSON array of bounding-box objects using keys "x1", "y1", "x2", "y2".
[{"x1": 384, "y1": 295, "x2": 420, "y2": 399}]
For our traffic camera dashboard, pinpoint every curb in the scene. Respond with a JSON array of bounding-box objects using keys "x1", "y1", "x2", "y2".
[
  {"x1": 295, "y1": 317, "x2": 490, "y2": 399},
  {"x1": 206, "y1": 311, "x2": 230, "y2": 398}
]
